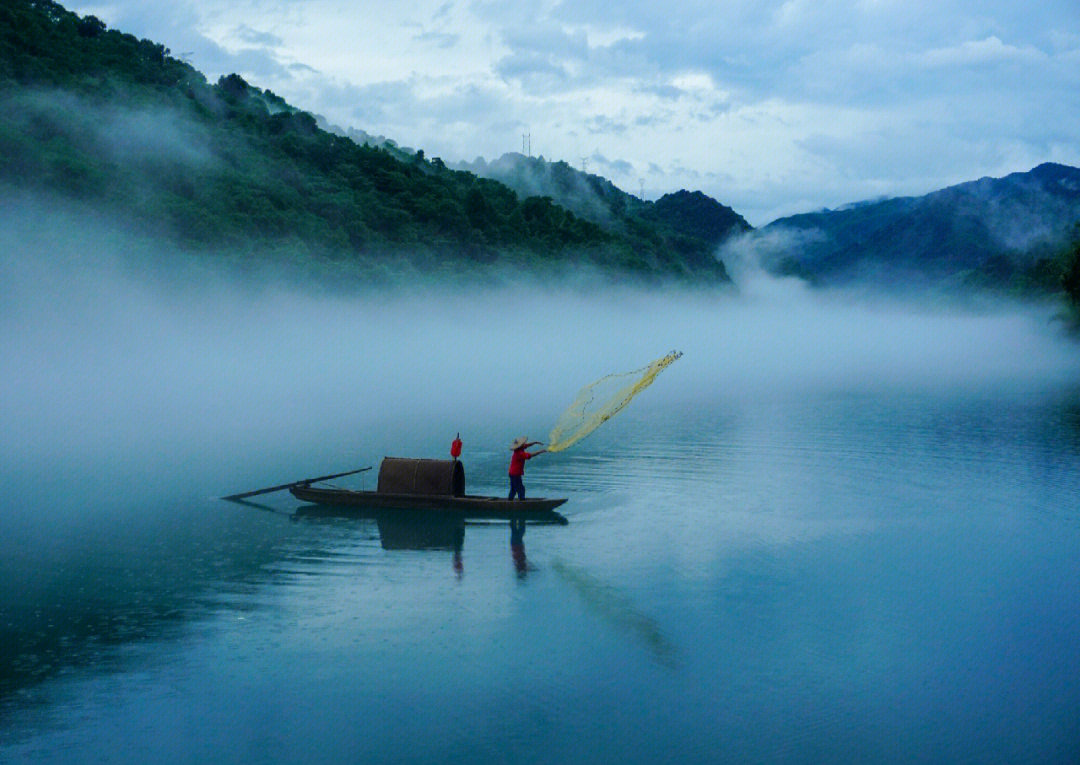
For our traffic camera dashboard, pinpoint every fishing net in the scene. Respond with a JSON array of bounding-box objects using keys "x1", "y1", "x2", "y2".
[{"x1": 546, "y1": 351, "x2": 683, "y2": 453}]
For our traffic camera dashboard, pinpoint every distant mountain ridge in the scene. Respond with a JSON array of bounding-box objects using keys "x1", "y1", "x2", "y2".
[
  {"x1": 456, "y1": 152, "x2": 751, "y2": 274},
  {"x1": 753, "y1": 163, "x2": 1080, "y2": 293},
  {"x1": 2, "y1": 1, "x2": 1077, "y2": 301},
  {"x1": 458, "y1": 153, "x2": 755, "y2": 239}
]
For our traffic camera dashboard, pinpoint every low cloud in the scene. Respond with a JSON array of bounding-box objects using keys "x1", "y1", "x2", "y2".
[
  {"x1": 233, "y1": 24, "x2": 284, "y2": 48},
  {"x1": 494, "y1": 53, "x2": 571, "y2": 90},
  {"x1": 590, "y1": 152, "x2": 634, "y2": 176},
  {"x1": 2, "y1": 89, "x2": 215, "y2": 174},
  {"x1": 413, "y1": 30, "x2": 458, "y2": 48},
  {"x1": 918, "y1": 36, "x2": 1047, "y2": 68}
]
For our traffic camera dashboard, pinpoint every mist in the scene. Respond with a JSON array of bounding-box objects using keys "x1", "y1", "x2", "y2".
[
  {"x1": 4, "y1": 198, "x2": 1079, "y2": 508},
  {"x1": 4, "y1": 194, "x2": 1080, "y2": 726}
]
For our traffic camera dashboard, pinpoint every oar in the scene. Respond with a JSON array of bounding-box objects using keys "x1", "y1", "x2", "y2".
[{"x1": 222, "y1": 466, "x2": 372, "y2": 501}]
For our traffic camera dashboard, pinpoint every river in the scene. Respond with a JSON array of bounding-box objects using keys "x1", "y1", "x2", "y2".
[{"x1": 2, "y1": 283, "x2": 1079, "y2": 762}]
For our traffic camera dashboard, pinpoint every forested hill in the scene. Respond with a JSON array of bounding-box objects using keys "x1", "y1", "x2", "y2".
[
  {"x1": 0, "y1": 0, "x2": 732, "y2": 285},
  {"x1": 752, "y1": 163, "x2": 1080, "y2": 296},
  {"x1": 456, "y1": 153, "x2": 751, "y2": 258}
]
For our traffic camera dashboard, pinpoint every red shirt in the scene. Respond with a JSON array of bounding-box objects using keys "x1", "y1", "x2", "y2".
[{"x1": 508, "y1": 448, "x2": 533, "y2": 476}]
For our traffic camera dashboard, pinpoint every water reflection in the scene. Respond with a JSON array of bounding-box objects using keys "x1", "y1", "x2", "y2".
[
  {"x1": 374, "y1": 514, "x2": 465, "y2": 552},
  {"x1": 1062, "y1": 393, "x2": 1080, "y2": 452},
  {"x1": 510, "y1": 518, "x2": 529, "y2": 578},
  {"x1": 0, "y1": 497, "x2": 301, "y2": 710},
  {"x1": 551, "y1": 558, "x2": 677, "y2": 668},
  {"x1": 291, "y1": 506, "x2": 560, "y2": 579},
  {"x1": 8, "y1": 382, "x2": 1080, "y2": 761},
  {"x1": 1, "y1": 500, "x2": 564, "y2": 712},
  {"x1": 223, "y1": 497, "x2": 295, "y2": 517}
]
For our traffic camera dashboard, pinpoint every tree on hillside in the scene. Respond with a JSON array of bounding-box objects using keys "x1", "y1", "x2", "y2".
[
  {"x1": 0, "y1": 0, "x2": 735, "y2": 285},
  {"x1": 1062, "y1": 227, "x2": 1080, "y2": 311}
]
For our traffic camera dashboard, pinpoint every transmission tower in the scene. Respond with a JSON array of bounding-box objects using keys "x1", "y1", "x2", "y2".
[{"x1": 522, "y1": 131, "x2": 531, "y2": 157}]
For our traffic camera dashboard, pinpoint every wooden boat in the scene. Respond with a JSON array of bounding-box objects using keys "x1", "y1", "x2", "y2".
[
  {"x1": 287, "y1": 457, "x2": 568, "y2": 524},
  {"x1": 289, "y1": 484, "x2": 568, "y2": 521}
]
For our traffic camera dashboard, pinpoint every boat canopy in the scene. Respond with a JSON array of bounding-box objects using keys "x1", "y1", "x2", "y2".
[{"x1": 377, "y1": 458, "x2": 465, "y2": 497}]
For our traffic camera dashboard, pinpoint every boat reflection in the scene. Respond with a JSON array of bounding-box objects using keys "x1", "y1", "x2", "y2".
[
  {"x1": 377, "y1": 513, "x2": 466, "y2": 578},
  {"x1": 291, "y1": 507, "x2": 557, "y2": 578},
  {"x1": 374, "y1": 513, "x2": 465, "y2": 551},
  {"x1": 293, "y1": 506, "x2": 462, "y2": 546}
]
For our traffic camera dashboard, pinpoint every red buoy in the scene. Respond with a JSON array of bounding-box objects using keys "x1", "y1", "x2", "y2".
[{"x1": 450, "y1": 433, "x2": 462, "y2": 459}]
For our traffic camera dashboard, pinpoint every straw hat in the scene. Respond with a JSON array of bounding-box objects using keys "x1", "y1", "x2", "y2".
[{"x1": 509, "y1": 436, "x2": 529, "y2": 450}]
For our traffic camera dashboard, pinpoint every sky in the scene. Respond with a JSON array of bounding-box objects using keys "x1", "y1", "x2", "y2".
[{"x1": 68, "y1": 0, "x2": 1080, "y2": 225}]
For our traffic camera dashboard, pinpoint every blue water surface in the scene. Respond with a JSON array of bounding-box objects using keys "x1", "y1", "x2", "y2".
[{"x1": 2, "y1": 384, "x2": 1080, "y2": 763}]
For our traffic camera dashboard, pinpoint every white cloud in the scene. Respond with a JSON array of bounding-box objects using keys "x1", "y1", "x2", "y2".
[
  {"x1": 561, "y1": 24, "x2": 645, "y2": 49},
  {"x1": 64, "y1": 0, "x2": 1080, "y2": 225},
  {"x1": 918, "y1": 36, "x2": 1046, "y2": 68}
]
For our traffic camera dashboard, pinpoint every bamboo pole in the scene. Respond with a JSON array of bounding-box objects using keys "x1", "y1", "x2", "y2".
[{"x1": 222, "y1": 466, "x2": 372, "y2": 501}]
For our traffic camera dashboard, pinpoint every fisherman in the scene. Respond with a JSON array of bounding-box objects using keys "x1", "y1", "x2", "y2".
[{"x1": 508, "y1": 436, "x2": 545, "y2": 500}]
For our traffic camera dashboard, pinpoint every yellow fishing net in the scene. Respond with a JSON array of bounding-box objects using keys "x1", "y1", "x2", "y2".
[{"x1": 546, "y1": 351, "x2": 683, "y2": 453}]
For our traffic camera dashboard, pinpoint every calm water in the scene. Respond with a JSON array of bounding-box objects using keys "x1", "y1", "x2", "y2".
[{"x1": 3, "y1": 380, "x2": 1080, "y2": 763}]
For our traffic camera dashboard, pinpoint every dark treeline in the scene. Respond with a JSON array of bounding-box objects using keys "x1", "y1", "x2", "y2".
[
  {"x1": 1062, "y1": 229, "x2": 1080, "y2": 325},
  {"x1": 0, "y1": 0, "x2": 730, "y2": 284}
]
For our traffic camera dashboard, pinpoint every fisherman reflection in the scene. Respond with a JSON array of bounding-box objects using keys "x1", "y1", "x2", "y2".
[
  {"x1": 453, "y1": 524, "x2": 464, "y2": 579},
  {"x1": 510, "y1": 518, "x2": 529, "y2": 577}
]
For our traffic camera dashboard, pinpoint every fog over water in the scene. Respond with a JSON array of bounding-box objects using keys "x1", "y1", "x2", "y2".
[
  {"x1": 3, "y1": 201, "x2": 1078, "y2": 503},
  {"x1": 4, "y1": 201, "x2": 1080, "y2": 762}
]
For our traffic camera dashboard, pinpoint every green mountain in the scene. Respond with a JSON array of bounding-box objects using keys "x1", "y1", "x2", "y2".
[
  {"x1": 456, "y1": 154, "x2": 751, "y2": 264},
  {"x1": 458, "y1": 153, "x2": 749, "y2": 279},
  {"x1": 0, "y1": 0, "x2": 732, "y2": 285},
  {"x1": 755, "y1": 163, "x2": 1080, "y2": 296}
]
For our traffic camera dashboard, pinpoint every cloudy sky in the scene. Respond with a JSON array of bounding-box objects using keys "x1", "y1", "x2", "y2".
[{"x1": 70, "y1": 1, "x2": 1080, "y2": 224}]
